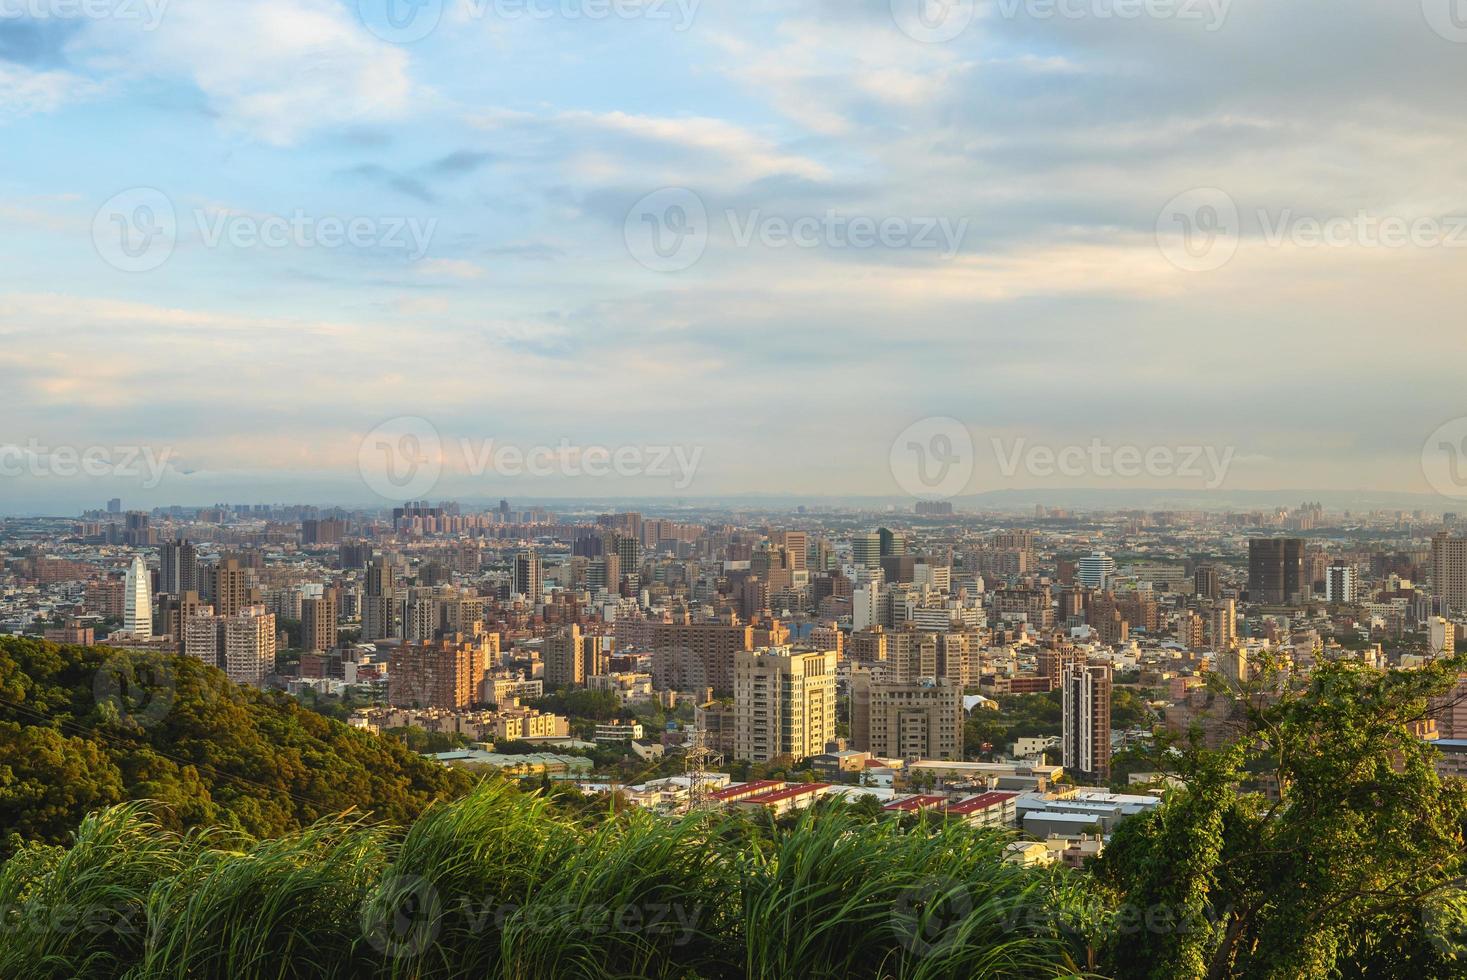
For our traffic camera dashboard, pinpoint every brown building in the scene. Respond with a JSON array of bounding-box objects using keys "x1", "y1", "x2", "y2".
[{"x1": 388, "y1": 634, "x2": 492, "y2": 709}]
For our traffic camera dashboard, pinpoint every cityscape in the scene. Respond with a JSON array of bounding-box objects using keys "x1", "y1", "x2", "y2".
[{"x1": 5, "y1": 0, "x2": 1467, "y2": 977}]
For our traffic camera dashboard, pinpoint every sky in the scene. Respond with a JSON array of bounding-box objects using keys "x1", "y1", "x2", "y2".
[{"x1": 3, "y1": 0, "x2": 1467, "y2": 514}]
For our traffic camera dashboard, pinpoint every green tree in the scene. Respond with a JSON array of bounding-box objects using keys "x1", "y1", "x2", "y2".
[{"x1": 1093, "y1": 653, "x2": 1467, "y2": 979}]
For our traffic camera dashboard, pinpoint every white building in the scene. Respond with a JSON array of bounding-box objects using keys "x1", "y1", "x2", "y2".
[{"x1": 123, "y1": 555, "x2": 152, "y2": 637}]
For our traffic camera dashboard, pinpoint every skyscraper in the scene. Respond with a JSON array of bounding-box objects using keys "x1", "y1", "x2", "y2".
[
  {"x1": 300, "y1": 588, "x2": 337, "y2": 652},
  {"x1": 513, "y1": 550, "x2": 543, "y2": 601},
  {"x1": 123, "y1": 555, "x2": 152, "y2": 636},
  {"x1": 544, "y1": 623, "x2": 584, "y2": 690},
  {"x1": 1248, "y1": 538, "x2": 1305, "y2": 605},
  {"x1": 851, "y1": 532, "x2": 882, "y2": 569},
  {"x1": 361, "y1": 556, "x2": 397, "y2": 641},
  {"x1": 1060, "y1": 662, "x2": 1111, "y2": 784},
  {"x1": 1431, "y1": 532, "x2": 1467, "y2": 616},
  {"x1": 159, "y1": 538, "x2": 198, "y2": 595}
]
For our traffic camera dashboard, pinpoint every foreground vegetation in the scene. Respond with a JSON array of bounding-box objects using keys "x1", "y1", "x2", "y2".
[
  {"x1": 0, "y1": 637, "x2": 473, "y2": 852},
  {"x1": 6, "y1": 639, "x2": 1467, "y2": 976},
  {"x1": 0, "y1": 782, "x2": 1085, "y2": 979}
]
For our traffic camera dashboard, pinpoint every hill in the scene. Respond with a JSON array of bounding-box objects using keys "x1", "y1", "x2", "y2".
[{"x1": 0, "y1": 637, "x2": 474, "y2": 852}]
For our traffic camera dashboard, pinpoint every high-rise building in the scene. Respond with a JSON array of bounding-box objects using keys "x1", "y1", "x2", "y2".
[
  {"x1": 1430, "y1": 617, "x2": 1457, "y2": 657},
  {"x1": 1432, "y1": 532, "x2": 1467, "y2": 616},
  {"x1": 1060, "y1": 663, "x2": 1111, "y2": 784},
  {"x1": 388, "y1": 635, "x2": 491, "y2": 709},
  {"x1": 1193, "y1": 565, "x2": 1220, "y2": 600},
  {"x1": 123, "y1": 555, "x2": 152, "y2": 636},
  {"x1": 207, "y1": 559, "x2": 259, "y2": 617},
  {"x1": 851, "y1": 532, "x2": 882, "y2": 569},
  {"x1": 185, "y1": 605, "x2": 276, "y2": 686},
  {"x1": 848, "y1": 671, "x2": 963, "y2": 761},
  {"x1": 159, "y1": 539, "x2": 197, "y2": 596},
  {"x1": 878, "y1": 527, "x2": 906, "y2": 557},
  {"x1": 513, "y1": 550, "x2": 543, "y2": 601},
  {"x1": 1325, "y1": 563, "x2": 1356, "y2": 604},
  {"x1": 300, "y1": 588, "x2": 337, "y2": 652},
  {"x1": 361, "y1": 556, "x2": 397, "y2": 641},
  {"x1": 107, "y1": 497, "x2": 122, "y2": 514},
  {"x1": 544, "y1": 623, "x2": 585, "y2": 690},
  {"x1": 1076, "y1": 552, "x2": 1115, "y2": 590},
  {"x1": 1248, "y1": 538, "x2": 1305, "y2": 605},
  {"x1": 734, "y1": 647, "x2": 836, "y2": 763},
  {"x1": 1207, "y1": 599, "x2": 1238, "y2": 653}
]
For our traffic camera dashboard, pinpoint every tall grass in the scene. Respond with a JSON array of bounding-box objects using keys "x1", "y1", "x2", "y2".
[{"x1": 0, "y1": 784, "x2": 1087, "y2": 979}]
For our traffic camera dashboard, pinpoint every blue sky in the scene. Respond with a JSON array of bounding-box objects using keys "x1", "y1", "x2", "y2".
[{"x1": 3, "y1": 0, "x2": 1467, "y2": 512}]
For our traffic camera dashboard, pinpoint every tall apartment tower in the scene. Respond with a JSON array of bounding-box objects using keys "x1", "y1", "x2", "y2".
[
  {"x1": 1325, "y1": 563, "x2": 1357, "y2": 604},
  {"x1": 300, "y1": 588, "x2": 338, "y2": 652},
  {"x1": 159, "y1": 539, "x2": 198, "y2": 595},
  {"x1": 1432, "y1": 532, "x2": 1467, "y2": 616},
  {"x1": 185, "y1": 605, "x2": 276, "y2": 686},
  {"x1": 848, "y1": 670, "x2": 963, "y2": 761},
  {"x1": 1193, "y1": 565, "x2": 1219, "y2": 600},
  {"x1": 361, "y1": 557, "x2": 397, "y2": 641},
  {"x1": 1060, "y1": 663, "x2": 1111, "y2": 784},
  {"x1": 1208, "y1": 599, "x2": 1238, "y2": 653},
  {"x1": 207, "y1": 559, "x2": 258, "y2": 617},
  {"x1": 1248, "y1": 538, "x2": 1305, "y2": 605},
  {"x1": 513, "y1": 550, "x2": 543, "y2": 601},
  {"x1": 123, "y1": 555, "x2": 153, "y2": 636},
  {"x1": 734, "y1": 647, "x2": 836, "y2": 763},
  {"x1": 544, "y1": 623, "x2": 585, "y2": 690},
  {"x1": 388, "y1": 635, "x2": 491, "y2": 709}
]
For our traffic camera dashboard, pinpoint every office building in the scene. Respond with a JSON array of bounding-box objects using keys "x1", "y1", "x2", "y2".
[
  {"x1": 159, "y1": 539, "x2": 198, "y2": 595},
  {"x1": 1077, "y1": 552, "x2": 1115, "y2": 590},
  {"x1": 1248, "y1": 538, "x2": 1305, "y2": 605},
  {"x1": 123, "y1": 555, "x2": 152, "y2": 637},
  {"x1": 851, "y1": 532, "x2": 882, "y2": 569}
]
